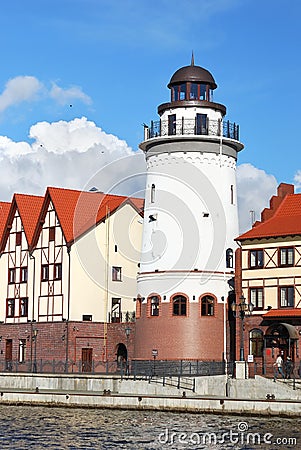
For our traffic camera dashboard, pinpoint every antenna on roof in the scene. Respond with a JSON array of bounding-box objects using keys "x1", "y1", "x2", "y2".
[
  {"x1": 191, "y1": 51, "x2": 195, "y2": 66},
  {"x1": 250, "y1": 210, "x2": 255, "y2": 226}
]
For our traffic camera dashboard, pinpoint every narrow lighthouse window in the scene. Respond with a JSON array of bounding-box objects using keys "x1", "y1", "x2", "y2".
[
  {"x1": 151, "y1": 184, "x2": 155, "y2": 203},
  {"x1": 230, "y1": 185, "x2": 234, "y2": 205}
]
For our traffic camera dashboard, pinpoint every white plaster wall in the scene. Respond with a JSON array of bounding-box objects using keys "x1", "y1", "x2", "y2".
[{"x1": 70, "y1": 203, "x2": 142, "y2": 321}]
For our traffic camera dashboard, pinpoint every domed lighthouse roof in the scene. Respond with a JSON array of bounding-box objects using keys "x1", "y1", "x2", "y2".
[{"x1": 168, "y1": 57, "x2": 217, "y2": 90}]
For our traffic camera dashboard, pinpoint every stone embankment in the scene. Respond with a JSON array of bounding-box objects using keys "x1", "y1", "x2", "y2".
[{"x1": 0, "y1": 373, "x2": 300, "y2": 416}]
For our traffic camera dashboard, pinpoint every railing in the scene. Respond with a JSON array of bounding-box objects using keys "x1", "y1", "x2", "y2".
[
  {"x1": 146, "y1": 118, "x2": 239, "y2": 140},
  {"x1": 108, "y1": 311, "x2": 135, "y2": 323},
  {"x1": 1, "y1": 359, "x2": 230, "y2": 377}
]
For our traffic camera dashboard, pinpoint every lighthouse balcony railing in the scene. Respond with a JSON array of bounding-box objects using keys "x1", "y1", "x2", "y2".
[{"x1": 145, "y1": 118, "x2": 239, "y2": 141}]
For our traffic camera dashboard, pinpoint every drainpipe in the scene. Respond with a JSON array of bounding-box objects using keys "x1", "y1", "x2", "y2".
[
  {"x1": 29, "y1": 251, "x2": 35, "y2": 368},
  {"x1": 65, "y1": 246, "x2": 71, "y2": 372}
]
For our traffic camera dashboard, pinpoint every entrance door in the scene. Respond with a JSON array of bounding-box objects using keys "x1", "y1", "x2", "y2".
[
  {"x1": 5, "y1": 339, "x2": 12, "y2": 371},
  {"x1": 82, "y1": 348, "x2": 93, "y2": 373}
]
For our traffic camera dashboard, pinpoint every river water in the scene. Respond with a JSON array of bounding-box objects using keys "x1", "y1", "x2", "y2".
[{"x1": 0, "y1": 405, "x2": 300, "y2": 449}]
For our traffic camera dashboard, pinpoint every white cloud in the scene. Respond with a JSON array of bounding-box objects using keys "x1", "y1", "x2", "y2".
[
  {"x1": 294, "y1": 170, "x2": 301, "y2": 191},
  {"x1": 0, "y1": 117, "x2": 145, "y2": 201},
  {"x1": 0, "y1": 123, "x2": 280, "y2": 236},
  {"x1": 50, "y1": 83, "x2": 92, "y2": 105},
  {"x1": 237, "y1": 163, "x2": 278, "y2": 233},
  {"x1": 0, "y1": 76, "x2": 91, "y2": 113},
  {"x1": 0, "y1": 76, "x2": 43, "y2": 113}
]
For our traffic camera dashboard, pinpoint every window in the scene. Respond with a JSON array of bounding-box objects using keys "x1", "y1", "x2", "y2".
[
  {"x1": 249, "y1": 329, "x2": 263, "y2": 357},
  {"x1": 6, "y1": 299, "x2": 15, "y2": 317},
  {"x1": 279, "y1": 248, "x2": 294, "y2": 266},
  {"x1": 82, "y1": 315, "x2": 92, "y2": 321},
  {"x1": 196, "y1": 113, "x2": 208, "y2": 135},
  {"x1": 201, "y1": 295, "x2": 214, "y2": 316},
  {"x1": 111, "y1": 298, "x2": 121, "y2": 323},
  {"x1": 49, "y1": 227, "x2": 55, "y2": 241},
  {"x1": 179, "y1": 83, "x2": 186, "y2": 100},
  {"x1": 20, "y1": 267, "x2": 28, "y2": 283},
  {"x1": 8, "y1": 268, "x2": 16, "y2": 284},
  {"x1": 41, "y1": 264, "x2": 49, "y2": 281},
  {"x1": 226, "y1": 248, "x2": 233, "y2": 269},
  {"x1": 168, "y1": 114, "x2": 176, "y2": 135},
  {"x1": 172, "y1": 295, "x2": 187, "y2": 316},
  {"x1": 249, "y1": 249, "x2": 264, "y2": 268},
  {"x1": 112, "y1": 266, "x2": 122, "y2": 281},
  {"x1": 151, "y1": 184, "x2": 155, "y2": 203},
  {"x1": 250, "y1": 288, "x2": 264, "y2": 310},
  {"x1": 190, "y1": 83, "x2": 198, "y2": 99},
  {"x1": 230, "y1": 185, "x2": 234, "y2": 205},
  {"x1": 16, "y1": 231, "x2": 22, "y2": 246},
  {"x1": 19, "y1": 339, "x2": 26, "y2": 363},
  {"x1": 279, "y1": 287, "x2": 294, "y2": 308},
  {"x1": 19, "y1": 298, "x2": 28, "y2": 317},
  {"x1": 54, "y1": 263, "x2": 62, "y2": 280},
  {"x1": 114, "y1": 244, "x2": 118, "y2": 252},
  {"x1": 150, "y1": 295, "x2": 159, "y2": 316}
]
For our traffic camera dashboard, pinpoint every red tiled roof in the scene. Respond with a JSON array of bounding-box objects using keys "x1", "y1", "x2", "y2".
[
  {"x1": 36, "y1": 187, "x2": 144, "y2": 246},
  {"x1": 14, "y1": 194, "x2": 44, "y2": 245},
  {"x1": 264, "y1": 308, "x2": 301, "y2": 318},
  {"x1": 237, "y1": 194, "x2": 301, "y2": 240},
  {"x1": 0, "y1": 202, "x2": 11, "y2": 240}
]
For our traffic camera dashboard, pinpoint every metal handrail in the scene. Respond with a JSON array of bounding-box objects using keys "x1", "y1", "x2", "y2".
[{"x1": 146, "y1": 118, "x2": 239, "y2": 140}]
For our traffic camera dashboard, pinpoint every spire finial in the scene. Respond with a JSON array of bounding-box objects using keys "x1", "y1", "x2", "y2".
[{"x1": 191, "y1": 51, "x2": 194, "y2": 66}]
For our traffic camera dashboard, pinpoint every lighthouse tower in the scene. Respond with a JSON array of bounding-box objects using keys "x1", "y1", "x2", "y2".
[{"x1": 134, "y1": 58, "x2": 243, "y2": 361}]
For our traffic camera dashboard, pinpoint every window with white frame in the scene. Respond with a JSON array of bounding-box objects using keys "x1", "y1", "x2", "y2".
[
  {"x1": 54, "y1": 263, "x2": 62, "y2": 280},
  {"x1": 6, "y1": 299, "x2": 15, "y2": 317},
  {"x1": 250, "y1": 288, "x2": 264, "y2": 310},
  {"x1": 112, "y1": 266, "x2": 122, "y2": 281},
  {"x1": 279, "y1": 247, "x2": 294, "y2": 266},
  {"x1": 19, "y1": 297, "x2": 28, "y2": 317},
  {"x1": 249, "y1": 249, "x2": 264, "y2": 268},
  {"x1": 279, "y1": 286, "x2": 294, "y2": 307},
  {"x1": 41, "y1": 264, "x2": 49, "y2": 281},
  {"x1": 20, "y1": 267, "x2": 28, "y2": 283},
  {"x1": 19, "y1": 339, "x2": 26, "y2": 363}
]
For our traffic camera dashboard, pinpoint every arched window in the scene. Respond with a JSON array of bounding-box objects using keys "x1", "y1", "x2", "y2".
[
  {"x1": 226, "y1": 248, "x2": 233, "y2": 269},
  {"x1": 201, "y1": 295, "x2": 214, "y2": 316},
  {"x1": 151, "y1": 184, "x2": 155, "y2": 203},
  {"x1": 150, "y1": 295, "x2": 159, "y2": 316},
  {"x1": 249, "y1": 329, "x2": 264, "y2": 357},
  {"x1": 172, "y1": 295, "x2": 187, "y2": 316}
]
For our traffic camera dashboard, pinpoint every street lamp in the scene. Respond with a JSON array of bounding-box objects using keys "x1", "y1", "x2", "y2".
[
  {"x1": 125, "y1": 327, "x2": 131, "y2": 375},
  {"x1": 32, "y1": 328, "x2": 38, "y2": 373},
  {"x1": 231, "y1": 295, "x2": 254, "y2": 361}
]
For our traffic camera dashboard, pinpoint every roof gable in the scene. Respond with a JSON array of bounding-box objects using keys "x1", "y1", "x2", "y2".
[
  {"x1": 0, "y1": 194, "x2": 44, "y2": 251},
  {"x1": 31, "y1": 187, "x2": 144, "y2": 247},
  {"x1": 0, "y1": 202, "x2": 11, "y2": 242},
  {"x1": 237, "y1": 184, "x2": 301, "y2": 241}
]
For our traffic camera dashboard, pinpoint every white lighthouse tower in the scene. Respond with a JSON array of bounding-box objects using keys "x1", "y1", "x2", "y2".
[{"x1": 134, "y1": 58, "x2": 243, "y2": 361}]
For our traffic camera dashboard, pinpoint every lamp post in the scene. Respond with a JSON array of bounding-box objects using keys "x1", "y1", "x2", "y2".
[
  {"x1": 231, "y1": 295, "x2": 254, "y2": 361},
  {"x1": 125, "y1": 327, "x2": 131, "y2": 375},
  {"x1": 32, "y1": 328, "x2": 38, "y2": 373}
]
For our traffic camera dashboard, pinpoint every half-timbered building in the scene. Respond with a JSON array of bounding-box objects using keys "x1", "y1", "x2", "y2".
[
  {"x1": 0, "y1": 187, "x2": 143, "y2": 372},
  {"x1": 235, "y1": 183, "x2": 301, "y2": 375}
]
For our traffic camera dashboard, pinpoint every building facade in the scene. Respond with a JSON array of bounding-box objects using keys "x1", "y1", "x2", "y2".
[
  {"x1": 235, "y1": 183, "x2": 301, "y2": 375},
  {"x1": 135, "y1": 58, "x2": 243, "y2": 361},
  {"x1": 0, "y1": 187, "x2": 143, "y2": 372}
]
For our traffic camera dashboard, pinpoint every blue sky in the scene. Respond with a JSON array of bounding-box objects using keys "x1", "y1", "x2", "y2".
[{"x1": 0, "y1": 0, "x2": 300, "y2": 229}]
